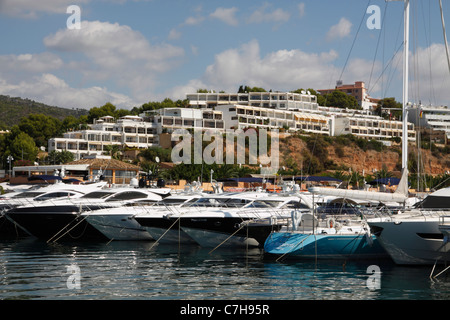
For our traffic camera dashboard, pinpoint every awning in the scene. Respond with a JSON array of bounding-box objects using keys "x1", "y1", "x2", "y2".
[
  {"x1": 292, "y1": 176, "x2": 342, "y2": 183},
  {"x1": 368, "y1": 178, "x2": 401, "y2": 186},
  {"x1": 218, "y1": 177, "x2": 275, "y2": 183}
]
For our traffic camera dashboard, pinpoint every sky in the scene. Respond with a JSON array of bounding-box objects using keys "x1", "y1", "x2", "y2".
[{"x1": 0, "y1": 0, "x2": 450, "y2": 110}]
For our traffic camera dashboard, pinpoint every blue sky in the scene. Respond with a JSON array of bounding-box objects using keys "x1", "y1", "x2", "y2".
[{"x1": 0, "y1": 0, "x2": 449, "y2": 110}]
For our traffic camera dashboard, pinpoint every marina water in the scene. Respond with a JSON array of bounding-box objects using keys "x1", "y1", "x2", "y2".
[{"x1": 1, "y1": 238, "x2": 449, "y2": 300}]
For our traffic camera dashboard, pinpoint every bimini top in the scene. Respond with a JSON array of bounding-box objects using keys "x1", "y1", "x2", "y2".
[
  {"x1": 369, "y1": 177, "x2": 402, "y2": 186},
  {"x1": 27, "y1": 175, "x2": 63, "y2": 181},
  {"x1": 414, "y1": 186, "x2": 450, "y2": 209}
]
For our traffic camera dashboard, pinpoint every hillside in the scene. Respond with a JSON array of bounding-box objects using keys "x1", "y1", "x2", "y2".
[
  {"x1": 279, "y1": 134, "x2": 449, "y2": 176},
  {"x1": 0, "y1": 95, "x2": 88, "y2": 128}
]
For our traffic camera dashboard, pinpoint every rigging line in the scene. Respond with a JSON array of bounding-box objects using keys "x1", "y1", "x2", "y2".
[
  {"x1": 46, "y1": 210, "x2": 84, "y2": 243},
  {"x1": 369, "y1": 42, "x2": 404, "y2": 96},
  {"x1": 421, "y1": 0, "x2": 436, "y2": 105},
  {"x1": 378, "y1": 3, "x2": 405, "y2": 99},
  {"x1": 275, "y1": 234, "x2": 313, "y2": 262},
  {"x1": 368, "y1": 2, "x2": 389, "y2": 93},
  {"x1": 208, "y1": 220, "x2": 249, "y2": 254},
  {"x1": 49, "y1": 213, "x2": 91, "y2": 243},
  {"x1": 439, "y1": 0, "x2": 450, "y2": 77},
  {"x1": 411, "y1": 0, "x2": 419, "y2": 104},
  {"x1": 379, "y1": 41, "x2": 405, "y2": 99},
  {"x1": 338, "y1": 0, "x2": 372, "y2": 82},
  {"x1": 428, "y1": 0, "x2": 437, "y2": 104},
  {"x1": 149, "y1": 214, "x2": 182, "y2": 249}
]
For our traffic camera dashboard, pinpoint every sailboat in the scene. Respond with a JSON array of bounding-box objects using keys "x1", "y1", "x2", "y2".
[
  {"x1": 264, "y1": 0, "x2": 415, "y2": 261},
  {"x1": 366, "y1": 0, "x2": 450, "y2": 265}
]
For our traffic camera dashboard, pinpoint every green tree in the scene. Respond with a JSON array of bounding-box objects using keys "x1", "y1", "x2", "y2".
[
  {"x1": 46, "y1": 150, "x2": 74, "y2": 164},
  {"x1": 87, "y1": 102, "x2": 131, "y2": 123},
  {"x1": 322, "y1": 90, "x2": 360, "y2": 109},
  {"x1": 138, "y1": 147, "x2": 172, "y2": 163},
  {"x1": 376, "y1": 97, "x2": 402, "y2": 119},
  {"x1": 103, "y1": 145, "x2": 122, "y2": 160},
  {"x1": 292, "y1": 88, "x2": 326, "y2": 106},
  {"x1": 9, "y1": 131, "x2": 39, "y2": 162},
  {"x1": 132, "y1": 98, "x2": 179, "y2": 114},
  {"x1": 238, "y1": 85, "x2": 266, "y2": 93},
  {"x1": 18, "y1": 114, "x2": 63, "y2": 148}
]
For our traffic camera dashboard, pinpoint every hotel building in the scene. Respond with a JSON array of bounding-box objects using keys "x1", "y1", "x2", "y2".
[
  {"x1": 409, "y1": 104, "x2": 450, "y2": 141},
  {"x1": 48, "y1": 91, "x2": 416, "y2": 159},
  {"x1": 317, "y1": 81, "x2": 380, "y2": 111},
  {"x1": 187, "y1": 91, "x2": 319, "y2": 111},
  {"x1": 48, "y1": 115, "x2": 159, "y2": 160}
]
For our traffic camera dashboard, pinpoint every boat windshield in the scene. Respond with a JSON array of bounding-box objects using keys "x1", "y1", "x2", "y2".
[
  {"x1": 155, "y1": 198, "x2": 198, "y2": 206},
  {"x1": 280, "y1": 200, "x2": 310, "y2": 209},
  {"x1": 413, "y1": 196, "x2": 450, "y2": 209},
  {"x1": 81, "y1": 191, "x2": 116, "y2": 199},
  {"x1": 11, "y1": 192, "x2": 45, "y2": 199},
  {"x1": 189, "y1": 197, "x2": 251, "y2": 208},
  {"x1": 246, "y1": 200, "x2": 282, "y2": 208},
  {"x1": 34, "y1": 191, "x2": 81, "y2": 201},
  {"x1": 162, "y1": 197, "x2": 201, "y2": 206},
  {"x1": 105, "y1": 191, "x2": 151, "y2": 202}
]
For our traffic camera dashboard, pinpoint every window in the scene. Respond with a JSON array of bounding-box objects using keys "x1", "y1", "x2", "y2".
[
  {"x1": 247, "y1": 200, "x2": 280, "y2": 208},
  {"x1": 13, "y1": 192, "x2": 45, "y2": 199},
  {"x1": 34, "y1": 192, "x2": 80, "y2": 201},
  {"x1": 81, "y1": 191, "x2": 115, "y2": 199},
  {"x1": 281, "y1": 200, "x2": 310, "y2": 209},
  {"x1": 105, "y1": 191, "x2": 150, "y2": 202}
]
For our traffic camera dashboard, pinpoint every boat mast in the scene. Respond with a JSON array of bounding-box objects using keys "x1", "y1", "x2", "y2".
[{"x1": 402, "y1": 0, "x2": 410, "y2": 172}]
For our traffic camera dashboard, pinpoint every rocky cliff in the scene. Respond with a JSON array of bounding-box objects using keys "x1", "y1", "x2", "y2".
[{"x1": 278, "y1": 135, "x2": 449, "y2": 176}]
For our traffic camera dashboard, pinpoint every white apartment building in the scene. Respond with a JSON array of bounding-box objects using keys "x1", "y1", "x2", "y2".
[
  {"x1": 145, "y1": 108, "x2": 224, "y2": 132},
  {"x1": 332, "y1": 114, "x2": 416, "y2": 143},
  {"x1": 187, "y1": 91, "x2": 319, "y2": 111},
  {"x1": 48, "y1": 91, "x2": 416, "y2": 160},
  {"x1": 48, "y1": 109, "x2": 225, "y2": 159},
  {"x1": 216, "y1": 104, "x2": 330, "y2": 135},
  {"x1": 48, "y1": 115, "x2": 159, "y2": 160},
  {"x1": 409, "y1": 105, "x2": 450, "y2": 140},
  {"x1": 217, "y1": 104, "x2": 415, "y2": 142}
]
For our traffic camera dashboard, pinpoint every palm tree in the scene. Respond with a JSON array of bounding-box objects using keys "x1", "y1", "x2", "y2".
[{"x1": 103, "y1": 145, "x2": 122, "y2": 160}]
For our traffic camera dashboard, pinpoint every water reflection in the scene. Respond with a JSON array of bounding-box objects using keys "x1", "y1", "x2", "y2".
[{"x1": 0, "y1": 238, "x2": 449, "y2": 300}]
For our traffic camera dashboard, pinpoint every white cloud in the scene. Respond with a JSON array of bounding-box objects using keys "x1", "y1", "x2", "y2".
[
  {"x1": 168, "y1": 28, "x2": 181, "y2": 40},
  {"x1": 210, "y1": 7, "x2": 239, "y2": 26},
  {"x1": 408, "y1": 43, "x2": 450, "y2": 104},
  {"x1": 298, "y1": 3, "x2": 305, "y2": 18},
  {"x1": 165, "y1": 39, "x2": 387, "y2": 102},
  {"x1": 190, "y1": 45, "x2": 199, "y2": 56},
  {"x1": 326, "y1": 17, "x2": 352, "y2": 41},
  {"x1": 247, "y1": 3, "x2": 290, "y2": 24},
  {"x1": 0, "y1": 20, "x2": 185, "y2": 109},
  {"x1": 0, "y1": 0, "x2": 90, "y2": 18},
  {"x1": 164, "y1": 79, "x2": 208, "y2": 101},
  {"x1": 199, "y1": 39, "x2": 341, "y2": 92},
  {"x1": 0, "y1": 73, "x2": 135, "y2": 109},
  {"x1": 184, "y1": 16, "x2": 205, "y2": 26},
  {"x1": 0, "y1": 0, "x2": 153, "y2": 18},
  {"x1": 43, "y1": 20, "x2": 184, "y2": 102},
  {"x1": 0, "y1": 52, "x2": 63, "y2": 75}
]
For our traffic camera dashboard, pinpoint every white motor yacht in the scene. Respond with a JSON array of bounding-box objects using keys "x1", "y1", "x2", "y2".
[
  {"x1": 134, "y1": 186, "x2": 313, "y2": 248},
  {"x1": 85, "y1": 193, "x2": 204, "y2": 241},
  {"x1": 0, "y1": 181, "x2": 108, "y2": 238},
  {"x1": 367, "y1": 186, "x2": 450, "y2": 265},
  {"x1": 5, "y1": 187, "x2": 163, "y2": 242},
  {"x1": 180, "y1": 194, "x2": 312, "y2": 249},
  {"x1": 133, "y1": 190, "x2": 273, "y2": 245}
]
